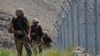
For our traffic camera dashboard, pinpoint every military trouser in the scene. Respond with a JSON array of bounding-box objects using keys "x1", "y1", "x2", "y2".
[
  {"x1": 14, "y1": 37, "x2": 32, "y2": 56},
  {"x1": 31, "y1": 40, "x2": 42, "y2": 55}
]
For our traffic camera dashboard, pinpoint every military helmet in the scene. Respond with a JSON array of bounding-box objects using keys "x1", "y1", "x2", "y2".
[
  {"x1": 16, "y1": 8, "x2": 25, "y2": 16},
  {"x1": 43, "y1": 31, "x2": 48, "y2": 35},
  {"x1": 32, "y1": 17, "x2": 39, "y2": 23}
]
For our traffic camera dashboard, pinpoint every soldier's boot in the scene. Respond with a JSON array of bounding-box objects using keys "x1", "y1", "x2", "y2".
[
  {"x1": 25, "y1": 44, "x2": 32, "y2": 56},
  {"x1": 39, "y1": 47, "x2": 42, "y2": 53},
  {"x1": 24, "y1": 39, "x2": 32, "y2": 56},
  {"x1": 26, "y1": 49, "x2": 32, "y2": 56},
  {"x1": 17, "y1": 50, "x2": 22, "y2": 56}
]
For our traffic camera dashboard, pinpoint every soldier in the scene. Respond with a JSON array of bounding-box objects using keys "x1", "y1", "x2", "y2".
[
  {"x1": 30, "y1": 18, "x2": 43, "y2": 53},
  {"x1": 41, "y1": 31, "x2": 52, "y2": 49},
  {"x1": 8, "y1": 8, "x2": 32, "y2": 56}
]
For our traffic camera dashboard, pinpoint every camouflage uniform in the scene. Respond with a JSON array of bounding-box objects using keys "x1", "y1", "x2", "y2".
[
  {"x1": 14, "y1": 37, "x2": 32, "y2": 56},
  {"x1": 30, "y1": 18, "x2": 43, "y2": 53},
  {"x1": 9, "y1": 18, "x2": 32, "y2": 56}
]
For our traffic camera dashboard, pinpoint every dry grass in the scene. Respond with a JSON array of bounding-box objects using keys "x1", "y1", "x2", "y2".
[{"x1": 0, "y1": 46, "x2": 74, "y2": 56}]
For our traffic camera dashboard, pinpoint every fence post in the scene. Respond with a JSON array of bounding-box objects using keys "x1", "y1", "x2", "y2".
[
  {"x1": 84, "y1": 0, "x2": 88, "y2": 52},
  {"x1": 77, "y1": 0, "x2": 80, "y2": 46},
  {"x1": 94, "y1": 0, "x2": 98, "y2": 55},
  {"x1": 58, "y1": 24, "x2": 62, "y2": 49},
  {"x1": 71, "y1": 0, "x2": 74, "y2": 46}
]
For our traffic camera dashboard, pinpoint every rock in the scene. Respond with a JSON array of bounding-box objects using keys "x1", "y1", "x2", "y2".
[
  {"x1": 73, "y1": 46, "x2": 90, "y2": 56},
  {"x1": 0, "y1": 31, "x2": 14, "y2": 49},
  {"x1": 0, "y1": 12, "x2": 13, "y2": 31}
]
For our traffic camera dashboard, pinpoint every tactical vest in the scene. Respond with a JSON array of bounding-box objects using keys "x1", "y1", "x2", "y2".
[
  {"x1": 31, "y1": 25, "x2": 43, "y2": 40},
  {"x1": 12, "y1": 16, "x2": 29, "y2": 38}
]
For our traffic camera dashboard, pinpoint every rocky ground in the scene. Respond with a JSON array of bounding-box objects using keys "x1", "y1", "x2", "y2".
[
  {"x1": 0, "y1": 31, "x2": 14, "y2": 48},
  {"x1": 0, "y1": 11, "x2": 14, "y2": 48},
  {"x1": 73, "y1": 46, "x2": 90, "y2": 56}
]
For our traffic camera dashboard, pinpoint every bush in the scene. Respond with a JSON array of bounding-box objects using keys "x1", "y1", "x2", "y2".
[{"x1": 0, "y1": 49, "x2": 11, "y2": 56}]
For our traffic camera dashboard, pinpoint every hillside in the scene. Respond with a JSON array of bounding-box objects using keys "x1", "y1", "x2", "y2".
[{"x1": 0, "y1": 0, "x2": 64, "y2": 48}]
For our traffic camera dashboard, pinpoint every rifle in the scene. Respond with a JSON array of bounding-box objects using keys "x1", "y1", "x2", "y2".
[{"x1": 17, "y1": 21, "x2": 31, "y2": 43}]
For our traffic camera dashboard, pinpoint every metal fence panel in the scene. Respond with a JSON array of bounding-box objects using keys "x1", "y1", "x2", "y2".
[{"x1": 55, "y1": 0, "x2": 100, "y2": 55}]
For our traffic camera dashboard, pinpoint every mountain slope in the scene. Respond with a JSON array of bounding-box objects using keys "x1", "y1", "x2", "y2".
[{"x1": 0, "y1": 0, "x2": 64, "y2": 48}]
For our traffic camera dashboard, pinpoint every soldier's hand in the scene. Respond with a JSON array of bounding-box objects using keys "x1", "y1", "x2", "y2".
[
  {"x1": 41, "y1": 38, "x2": 43, "y2": 42},
  {"x1": 15, "y1": 30, "x2": 23, "y2": 35},
  {"x1": 30, "y1": 32, "x2": 36, "y2": 35},
  {"x1": 28, "y1": 37, "x2": 31, "y2": 40},
  {"x1": 27, "y1": 35, "x2": 31, "y2": 41}
]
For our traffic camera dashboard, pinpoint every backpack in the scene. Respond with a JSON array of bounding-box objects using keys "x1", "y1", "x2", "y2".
[{"x1": 43, "y1": 34, "x2": 52, "y2": 44}]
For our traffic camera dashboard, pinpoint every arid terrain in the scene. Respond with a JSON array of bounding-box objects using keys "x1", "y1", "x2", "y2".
[{"x1": 0, "y1": 0, "x2": 64, "y2": 48}]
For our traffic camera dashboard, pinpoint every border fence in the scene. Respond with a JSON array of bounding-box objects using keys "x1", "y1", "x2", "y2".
[{"x1": 54, "y1": 0, "x2": 100, "y2": 56}]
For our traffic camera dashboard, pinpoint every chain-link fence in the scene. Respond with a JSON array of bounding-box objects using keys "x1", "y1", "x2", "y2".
[{"x1": 54, "y1": 0, "x2": 100, "y2": 56}]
